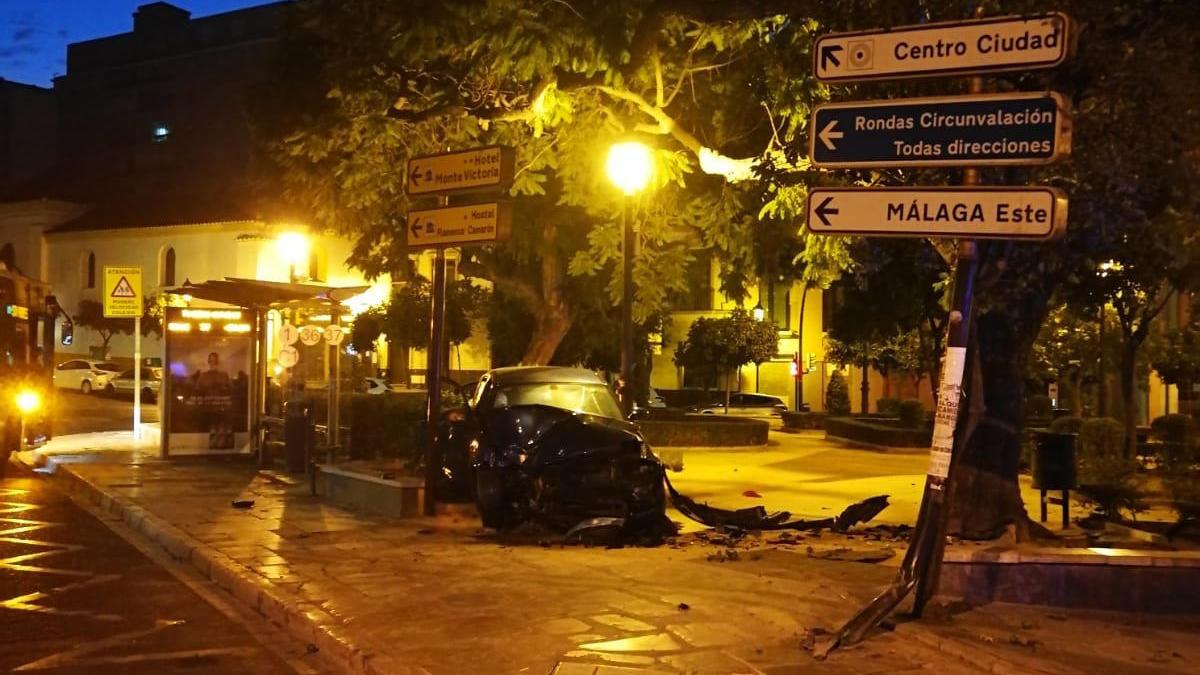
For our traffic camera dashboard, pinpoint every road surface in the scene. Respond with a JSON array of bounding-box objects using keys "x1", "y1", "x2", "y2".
[
  {"x1": 0, "y1": 463, "x2": 326, "y2": 674},
  {"x1": 49, "y1": 390, "x2": 160, "y2": 437}
]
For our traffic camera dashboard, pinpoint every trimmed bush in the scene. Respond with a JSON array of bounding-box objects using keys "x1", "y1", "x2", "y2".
[
  {"x1": 1026, "y1": 394, "x2": 1052, "y2": 418},
  {"x1": 346, "y1": 394, "x2": 426, "y2": 465},
  {"x1": 825, "y1": 417, "x2": 932, "y2": 448},
  {"x1": 897, "y1": 399, "x2": 925, "y2": 429},
  {"x1": 638, "y1": 415, "x2": 768, "y2": 447},
  {"x1": 1048, "y1": 416, "x2": 1084, "y2": 435},
  {"x1": 1076, "y1": 417, "x2": 1142, "y2": 518},
  {"x1": 876, "y1": 398, "x2": 901, "y2": 416},
  {"x1": 826, "y1": 371, "x2": 851, "y2": 415},
  {"x1": 1151, "y1": 414, "x2": 1200, "y2": 522},
  {"x1": 781, "y1": 410, "x2": 827, "y2": 430}
]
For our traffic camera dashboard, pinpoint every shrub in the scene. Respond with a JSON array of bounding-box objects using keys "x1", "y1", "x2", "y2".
[
  {"x1": 1026, "y1": 394, "x2": 1052, "y2": 418},
  {"x1": 896, "y1": 399, "x2": 925, "y2": 429},
  {"x1": 1048, "y1": 416, "x2": 1084, "y2": 435},
  {"x1": 826, "y1": 371, "x2": 851, "y2": 415},
  {"x1": 876, "y1": 398, "x2": 901, "y2": 416},
  {"x1": 347, "y1": 394, "x2": 426, "y2": 466},
  {"x1": 825, "y1": 417, "x2": 932, "y2": 448},
  {"x1": 1151, "y1": 414, "x2": 1200, "y2": 522},
  {"x1": 1076, "y1": 417, "x2": 1142, "y2": 518}
]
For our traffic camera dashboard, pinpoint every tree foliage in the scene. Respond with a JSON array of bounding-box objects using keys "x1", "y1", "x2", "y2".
[{"x1": 674, "y1": 309, "x2": 778, "y2": 403}]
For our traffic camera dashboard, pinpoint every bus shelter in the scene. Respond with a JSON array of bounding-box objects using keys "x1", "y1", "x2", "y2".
[{"x1": 162, "y1": 278, "x2": 366, "y2": 459}]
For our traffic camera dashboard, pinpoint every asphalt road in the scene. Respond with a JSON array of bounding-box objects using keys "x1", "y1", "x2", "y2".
[
  {"x1": 0, "y1": 464, "x2": 317, "y2": 674},
  {"x1": 49, "y1": 390, "x2": 160, "y2": 437}
]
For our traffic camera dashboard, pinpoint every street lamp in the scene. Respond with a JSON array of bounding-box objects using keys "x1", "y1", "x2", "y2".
[
  {"x1": 277, "y1": 231, "x2": 311, "y2": 283},
  {"x1": 752, "y1": 302, "x2": 766, "y2": 391},
  {"x1": 14, "y1": 389, "x2": 40, "y2": 452},
  {"x1": 606, "y1": 141, "x2": 654, "y2": 414}
]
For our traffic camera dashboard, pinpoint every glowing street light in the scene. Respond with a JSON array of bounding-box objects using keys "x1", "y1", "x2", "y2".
[
  {"x1": 606, "y1": 141, "x2": 654, "y2": 196},
  {"x1": 752, "y1": 303, "x2": 767, "y2": 322},
  {"x1": 606, "y1": 141, "x2": 655, "y2": 414},
  {"x1": 277, "y1": 231, "x2": 311, "y2": 283}
]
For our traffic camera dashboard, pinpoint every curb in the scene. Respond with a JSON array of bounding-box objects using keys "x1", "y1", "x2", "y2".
[
  {"x1": 40, "y1": 458, "x2": 428, "y2": 675},
  {"x1": 895, "y1": 621, "x2": 1074, "y2": 675}
]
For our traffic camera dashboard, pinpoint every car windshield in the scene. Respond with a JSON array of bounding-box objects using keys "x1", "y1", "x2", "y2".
[
  {"x1": 95, "y1": 362, "x2": 121, "y2": 372},
  {"x1": 492, "y1": 382, "x2": 623, "y2": 419}
]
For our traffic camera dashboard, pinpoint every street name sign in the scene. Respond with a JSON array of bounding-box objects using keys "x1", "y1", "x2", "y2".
[
  {"x1": 814, "y1": 13, "x2": 1070, "y2": 83},
  {"x1": 806, "y1": 187, "x2": 1067, "y2": 240},
  {"x1": 406, "y1": 202, "x2": 512, "y2": 247},
  {"x1": 103, "y1": 266, "x2": 142, "y2": 318},
  {"x1": 810, "y1": 92, "x2": 1070, "y2": 168},
  {"x1": 406, "y1": 146, "x2": 515, "y2": 196}
]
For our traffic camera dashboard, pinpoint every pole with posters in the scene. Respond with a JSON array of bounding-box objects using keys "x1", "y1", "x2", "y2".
[
  {"x1": 806, "y1": 8, "x2": 1074, "y2": 655},
  {"x1": 103, "y1": 266, "x2": 143, "y2": 440}
]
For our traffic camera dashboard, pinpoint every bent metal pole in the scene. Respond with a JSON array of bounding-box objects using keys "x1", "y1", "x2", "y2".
[{"x1": 817, "y1": 75, "x2": 984, "y2": 657}]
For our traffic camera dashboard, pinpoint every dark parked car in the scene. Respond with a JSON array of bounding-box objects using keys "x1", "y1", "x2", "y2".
[{"x1": 437, "y1": 366, "x2": 668, "y2": 534}]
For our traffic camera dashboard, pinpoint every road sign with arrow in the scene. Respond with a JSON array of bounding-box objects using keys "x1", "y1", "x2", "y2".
[
  {"x1": 814, "y1": 13, "x2": 1070, "y2": 83},
  {"x1": 406, "y1": 202, "x2": 512, "y2": 247},
  {"x1": 405, "y1": 146, "x2": 514, "y2": 197},
  {"x1": 810, "y1": 92, "x2": 1070, "y2": 168},
  {"x1": 806, "y1": 187, "x2": 1067, "y2": 240}
]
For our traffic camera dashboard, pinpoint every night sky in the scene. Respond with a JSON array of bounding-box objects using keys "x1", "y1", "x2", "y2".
[{"x1": 0, "y1": 0, "x2": 270, "y2": 87}]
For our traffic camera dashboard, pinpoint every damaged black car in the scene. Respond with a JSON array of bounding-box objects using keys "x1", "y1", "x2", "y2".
[{"x1": 437, "y1": 366, "x2": 670, "y2": 536}]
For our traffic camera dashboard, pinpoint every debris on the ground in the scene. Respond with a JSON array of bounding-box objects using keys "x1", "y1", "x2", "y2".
[
  {"x1": 806, "y1": 547, "x2": 896, "y2": 563},
  {"x1": 706, "y1": 548, "x2": 741, "y2": 563},
  {"x1": 305, "y1": 643, "x2": 319, "y2": 654},
  {"x1": 677, "y1": 602, "x2": 690, "y2": 611},
  {"x1": 564, "y1": 517, "x2": 626, "y2": 546},
  {"x1": 417, "y1": 527, "x2": 435, "y2": 535},
  {"x1": 231, "y1": 499, "x2": 254, "y2": 509},
  {"x1": 742, "y1": 490, "x2": 763, "y2": 498},
  {"x1": 667, "y1": 476, "x2": 889, "y2": 534}
]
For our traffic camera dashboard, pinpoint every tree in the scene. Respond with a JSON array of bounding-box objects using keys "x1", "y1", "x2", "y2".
[
  {"x1": 1150, "y1": 327, "x2": 1200, "y2": 416},
  {"x1": 674, "y1": 309, "x2": 777, "y2": 410},
  {"x1": 1028, "y1": 304, "x2": 1107, "y2": 416},
  {"x1": 75, "y1": 300, "x2": 132, "y2": 356},
  {"x1": 824, "y1": 336, "x2": 879, "y2": 414},
  {"x1": 825, "y1": 370, "x2": 851, "y2": 416}
]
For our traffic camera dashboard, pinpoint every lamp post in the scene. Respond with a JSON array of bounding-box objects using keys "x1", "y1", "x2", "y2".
[
  {"x1": 605, "y1": 141, "x2": 653, "y2": 414},
  {"x1": 277, "y1": 231, "x2": 311, "y2": 284},
  {"x1": 752, "y1": 302, "x2": 766, "y2": 392}
]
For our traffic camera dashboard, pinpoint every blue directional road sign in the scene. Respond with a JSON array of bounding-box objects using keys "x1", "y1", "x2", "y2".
[{"x1": 810, "y1": 92, "x2": 1070, "y2": 169}]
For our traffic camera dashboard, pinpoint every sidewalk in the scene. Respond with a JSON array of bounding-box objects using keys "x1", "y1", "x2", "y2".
[{"x1": 19, "y1": 432, "x2": 1200, "y2": 674}]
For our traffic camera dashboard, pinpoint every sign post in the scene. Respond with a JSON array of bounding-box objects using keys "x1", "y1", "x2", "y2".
[
  {"x1": 103, "y1": 266, "x2": 143, "y2": 440},
  {"x1": 809, "y1": 10, "x2": 1074, "y2": 657},
  {"x1": 404, "y1": 147, "x2": 513, "y2": 516}
]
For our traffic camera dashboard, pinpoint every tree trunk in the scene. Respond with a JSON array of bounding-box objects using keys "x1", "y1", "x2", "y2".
[
  {"x1": 859, "y1": 358, "x2": 870, "y2": 414},
  {"x1": 1069, "y1": 369, "x2": 1083, "y2": 417},
  {"x1": 947, "y1": 311, "x2": 1033, "y2": 541},
  {"x1": 387, "y1": 340, "x2": 411, "y2": 387},
  {"x1": 518, "y1": 223, "x2": 573, "y2": 365},
  {"x1": 1119, "y1": 342, "x2": 1138, "y2": 458},
  {"x1": 521, "y1": 308, "x2": 571, "y2": 364}
]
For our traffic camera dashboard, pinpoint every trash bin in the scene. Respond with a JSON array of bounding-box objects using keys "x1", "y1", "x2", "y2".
[
  {"x1": 1032, "y1": 430, "x2": 1076, "y2": 527},
  {"x1": 283, "y1": 399, "x2": 311, "y2": 475}
]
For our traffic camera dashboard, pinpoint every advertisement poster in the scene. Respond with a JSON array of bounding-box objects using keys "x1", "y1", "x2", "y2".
[{"x1": 166, "y1": 329, "x2": 253, "y2": 455}]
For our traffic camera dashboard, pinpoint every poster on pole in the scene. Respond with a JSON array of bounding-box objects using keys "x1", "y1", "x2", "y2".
[{"x1": 162, "y1": 307, "x2": 255, "y2": 456}]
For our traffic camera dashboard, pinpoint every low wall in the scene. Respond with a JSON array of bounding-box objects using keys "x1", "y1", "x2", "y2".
[
  {"x1": 637, "y1": 413, "x2": 769, "y2": 447},
  {"x1": 825, "y1": 416, "x2": 932, "y2": 448}
]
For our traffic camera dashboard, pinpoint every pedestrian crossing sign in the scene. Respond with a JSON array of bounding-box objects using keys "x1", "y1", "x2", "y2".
[{"x1": 103, "y1": 266, "x2": 143, "y2": 318}]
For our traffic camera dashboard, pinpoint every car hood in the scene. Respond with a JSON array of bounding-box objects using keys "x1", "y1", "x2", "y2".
[{"x1": 478, "y1": 404, "x2": 645, "y2": 467}]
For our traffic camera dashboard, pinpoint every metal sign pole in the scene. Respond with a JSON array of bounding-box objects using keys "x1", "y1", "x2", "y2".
[
  {"x1": 424, "y1": 247, "x2": 448, "y2": 516},
  {"x1": 820, "y1": 74, "x2": 983, "y2": 656},
  {"x1": 134, "y1": 316, "x2": 142, "y2": 441}
]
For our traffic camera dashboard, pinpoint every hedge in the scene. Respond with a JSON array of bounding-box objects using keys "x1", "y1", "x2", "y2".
[
  {"x1": 781, "y1": 410, "x2": 827, "y2": 430},
  {"x1": 825, "y1": 416, "x2": 932, "y2": 448},
  {"x1": 637, "y1": 415, "x2": 768, "y2": 447},
  {"x1": 345, "y1": 394, "x2": 426, "y2": 465}
]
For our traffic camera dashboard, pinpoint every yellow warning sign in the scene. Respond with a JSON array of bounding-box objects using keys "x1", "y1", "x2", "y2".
[{"x1": 103, "y1": 266, "x2": 142, "y2": 318}]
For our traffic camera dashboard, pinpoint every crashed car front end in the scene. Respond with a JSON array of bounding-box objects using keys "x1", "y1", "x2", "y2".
[{"x1": 474, "y1": 404, "x2": 670, "y2": 536}]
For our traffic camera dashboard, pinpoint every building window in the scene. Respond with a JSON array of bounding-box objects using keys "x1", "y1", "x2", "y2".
[
  {"x1": 162, "y1": 247, "x2": 176, "y2": 286},
  {"x1": 669, "y1": 251, "x2": 713, "y2": 311},
  {"x1": 85, "y1": 252, "x2": 96, "y2": 289},
  {"x1": 766, "y1": 279, "x2": 790, "y2": 330},
  {"x1": 152, "y1": 122, "x2": 170, "y2": 143},
  {"x1": 307, "y1": 247, "x2": 326, "y2": 283}
]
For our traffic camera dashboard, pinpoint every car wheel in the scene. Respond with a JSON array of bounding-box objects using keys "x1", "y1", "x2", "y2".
[
  {"x1": 104, "y1": 384, "x2": 115, "y2": 396},
  {"x1": 80, "y1": 381, "x2": 92, "y2": 395},
  {"x1": 142, "y1": 388, "x2": 156, "y2": 403},
  {"x1": 475, "y1": 468, "x2": 516, "y2": 530},
  {"x1": 701, "y1": 409, "x2": 714, "y2": 415}
]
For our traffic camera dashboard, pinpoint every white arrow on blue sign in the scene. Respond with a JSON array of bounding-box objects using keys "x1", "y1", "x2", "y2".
[{"x1": 809, "y1": 92, "x2": 1071, "y2": 169}]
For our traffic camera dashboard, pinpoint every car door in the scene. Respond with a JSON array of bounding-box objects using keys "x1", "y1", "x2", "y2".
[{"x1": 54, "y1": 361, "x2": 86, "y2": 390}]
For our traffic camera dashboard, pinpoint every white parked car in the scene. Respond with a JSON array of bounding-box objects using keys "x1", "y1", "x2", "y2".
[
  {"x1": 107, "y1": 367, "x2": 161, "y2": 403},
  {"x1": 54, "y1": 359, "x2": 122, "y2": 394},
  {"x1": 359, "y1": 377, "x2": 398, "y2": 395}
]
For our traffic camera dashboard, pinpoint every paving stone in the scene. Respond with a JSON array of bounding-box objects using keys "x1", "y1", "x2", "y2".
[
  {"x1": 667, "y1": 621, "x2": 748, "y2": 648},
  {"x1": 579, "y1": 633, "x2": 682, "y2": 653},
  {"x1": 538, "y1": 618, "x2": 594, "y2": 635},
  {"x1": 562, "y1": 651, "x2": 659, "y2": 666},
  {"x1": 591, "y1": 613, "x2": 657, "y2": 633}
]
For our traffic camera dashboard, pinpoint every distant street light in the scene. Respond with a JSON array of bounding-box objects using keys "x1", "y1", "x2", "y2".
[
  {"x1": 752, "y1": 302, "x2": 766, "y2": 322},
  {"x1": 277, "y1": 231, "x2": 311, "y2": 283},
  {"x1": 605, "y1": 141, "x2": 654, "y2": 415}
]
